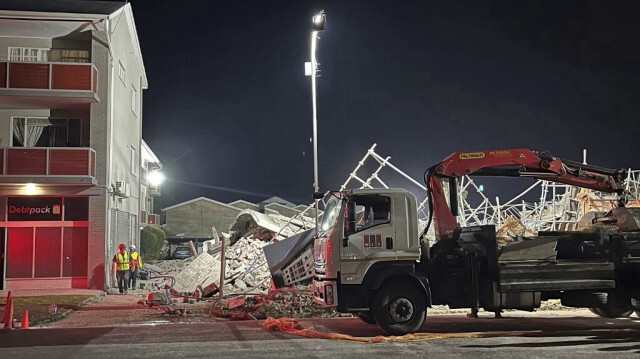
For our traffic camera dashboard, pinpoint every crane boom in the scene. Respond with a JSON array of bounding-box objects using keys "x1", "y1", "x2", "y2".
[{"x1": 425, "y1": 149, "x2": 627, "y2": 241}]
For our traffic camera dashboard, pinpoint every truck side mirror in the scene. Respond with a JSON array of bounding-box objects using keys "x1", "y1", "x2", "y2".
[{"x1": 344, "y1": 201, "x2": 356, "y2": 242}]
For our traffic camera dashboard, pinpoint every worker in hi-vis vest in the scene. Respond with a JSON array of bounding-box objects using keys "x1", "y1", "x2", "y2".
[
  {"x1": 128, "y1": 244, "x2": 143, "y2": 290},
  {"x1": 111, "y1": 243, "x2": 130, "y2": 294}
]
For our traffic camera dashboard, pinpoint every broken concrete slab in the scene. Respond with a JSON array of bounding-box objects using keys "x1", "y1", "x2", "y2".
[{"x1": 172, "y1": 252, "x2": 221, "y2": 293}]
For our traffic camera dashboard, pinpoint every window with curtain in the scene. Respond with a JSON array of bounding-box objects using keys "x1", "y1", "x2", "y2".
[{"x1": 12, "y1": 117, "x2": 83, "y2": 147}]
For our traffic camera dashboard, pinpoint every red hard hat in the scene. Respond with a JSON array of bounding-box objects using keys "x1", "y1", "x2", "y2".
[{"x1": 118, "y1": 243, "x2": 126, "y2": 250}]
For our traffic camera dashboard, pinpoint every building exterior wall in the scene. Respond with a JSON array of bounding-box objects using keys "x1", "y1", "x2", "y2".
[
  {"x1": 164, "y1": 200, "x2": 241, "y2": 237},
  {"x1": 87, "y1": 29, "x2": 110, "y2": 290}
]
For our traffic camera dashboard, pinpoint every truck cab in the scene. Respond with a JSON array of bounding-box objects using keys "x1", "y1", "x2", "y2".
[{"x1": 313, "y1": 188, "x2": 430, "y2": 334}]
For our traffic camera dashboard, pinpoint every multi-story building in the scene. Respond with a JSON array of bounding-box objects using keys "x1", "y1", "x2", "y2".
[{"x1": 0, "y1": 1, "x2": 161, "y2": 290}]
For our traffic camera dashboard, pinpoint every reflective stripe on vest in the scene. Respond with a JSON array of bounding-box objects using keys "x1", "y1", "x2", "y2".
[
  {"x1": 116, "y1": 252, "x2": 130, "y2": 271},
  {"x1": 131, "y1": 251, "x2": 140, "y2": 266}
]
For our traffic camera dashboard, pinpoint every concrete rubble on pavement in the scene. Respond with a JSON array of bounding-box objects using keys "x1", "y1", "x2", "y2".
[{"x1": 209, "y1": 285, "x2": 343, "y2": 320}]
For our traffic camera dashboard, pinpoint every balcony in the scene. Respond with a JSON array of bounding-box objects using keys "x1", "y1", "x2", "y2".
[
  {"x1": 0, "y1": 61, "x2": 99, "y2": 109},
  {"x1": 141, "y1": 211, "x2": 160, "y2": 226},
  {"x1": 149, "y1": 182, "x2": 162, "y2": 196},
  {"x1": 148, "y1": 214, "x2": 160, "y2": 225},
  {"x1": 0, "y1": 147, "x2": 96, "y2": 187}
]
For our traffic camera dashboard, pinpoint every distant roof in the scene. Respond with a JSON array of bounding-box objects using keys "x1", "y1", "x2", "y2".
[
  {"x1": 228, "y1": 199, "x2": 258, "y2": 207},
  {"x1": 162, "y1": 197, "x2": 241, "y2": 212},
  {"x1": 0, "y1": 0, "x2": 126, "y2": 15},
  {"x1": 259, "y1": 196, "x2": 297, "y2": 208}
]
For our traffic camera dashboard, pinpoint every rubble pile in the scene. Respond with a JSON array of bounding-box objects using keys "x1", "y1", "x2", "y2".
[
  {"x1": 223, "y1": 236, "x2": 271, "y2": 293},
  {"x1": 210, "y1": 285, "x2": 341, "y2": 320},
  {"x1": 143, "y1": 236, "x2": 273, "y2": 296},
  {"x1": 496, "y1": 216, "x2": 537, "y2": 247}
]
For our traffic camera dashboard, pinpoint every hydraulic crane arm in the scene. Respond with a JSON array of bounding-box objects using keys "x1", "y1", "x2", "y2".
[{"x1": 424, "y1": 149, "x2": 628, "y2": 241}]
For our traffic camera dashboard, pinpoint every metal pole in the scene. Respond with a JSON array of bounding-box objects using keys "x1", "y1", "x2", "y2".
[
  {"x1": 218, "y1": 236, "x2": 225, "y2": 298},
  {"x1": 311, "y1": 30, "x2": 319, "y2": 233}
]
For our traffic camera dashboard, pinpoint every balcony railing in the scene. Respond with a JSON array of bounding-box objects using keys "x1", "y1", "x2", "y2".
[
  {"x1": 0, "y1": 61, "x2": 98, "y2": 95},
  {"x1": 0, "y1": 147, "x2": 96, "y2": 178}
]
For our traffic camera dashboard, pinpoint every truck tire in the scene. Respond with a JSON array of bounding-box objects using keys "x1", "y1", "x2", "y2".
[
  {"x1": 589, "y1": 306, "x2": 633, "y2": 318},
  {"x1": 371, "y1": 282, "x2": 426, "y2": 336},
  {"x1": 356, "y1": 312, "x2": 376, "y2": 324}
]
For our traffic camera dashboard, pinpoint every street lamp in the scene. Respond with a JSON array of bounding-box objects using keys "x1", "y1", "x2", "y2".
[
  {"x1": 306, "y1": 10, "x2": 326, "y2": 233},
  {"x1": 148, "y1": 170, "x2": 165, "y2": 187}
]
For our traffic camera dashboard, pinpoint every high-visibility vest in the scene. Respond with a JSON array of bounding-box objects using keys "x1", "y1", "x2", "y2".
[
  {"x1": 130, "y1": 251, "x2": 142, "y2": 269},
  {"x1": 115, "y1": 252, "x2": 130, "y2": 271}
]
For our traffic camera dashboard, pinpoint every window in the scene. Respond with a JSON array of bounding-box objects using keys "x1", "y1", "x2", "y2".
[
  {"x1": 64, "y1": 197, "x2": 89, "y2": 221},
  {"x1": 12, "y1": 117, "x2": 83, "y2": 147},
  {"x1": 352, "y1": 195, "x2": 391, "y2": 233},
  {"x1": 6, "y1": 228, "x2": 34, "y2": 278},
  {"x1": 130, "y1": 147, "x2": 136, "y2": 175},
  {"x1": 129, "y1": 214, "x2": 137, "y2": 243},
  {"x1": 140, "y1": 186, "x2": 147, "y2": 211},
  {"x1": 131, "y1": 86, "x2": 138, "y2": 115},
  {"x1": 8, "y1": 47, "x2": 49, "y2": 62},
  {"x1": 35, "y1": 228, "x2": 62, "y2": 277},
  {"x1": 118, "y1": 62, "x2": 126, "y2": 84}
]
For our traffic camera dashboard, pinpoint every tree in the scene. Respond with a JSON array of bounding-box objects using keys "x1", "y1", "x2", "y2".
[{"x1": 140, "y1": 226, "x2": 167, "y2": 260}]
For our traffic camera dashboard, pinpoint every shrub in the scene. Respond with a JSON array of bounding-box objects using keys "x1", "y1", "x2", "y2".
[
  {"x1": 140, "y1": 226, "x2": 167, "y2": 260},
  {"x1": 147, "y1": 226, "x2": 167, "y2": 242}
]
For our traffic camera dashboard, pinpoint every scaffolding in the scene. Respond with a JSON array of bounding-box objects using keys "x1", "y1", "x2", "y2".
[{"x1": 272, "y1": 145, "x2": 640, "y2": 240}]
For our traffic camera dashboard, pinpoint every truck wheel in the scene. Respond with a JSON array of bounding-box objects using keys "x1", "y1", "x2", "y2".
[
  {"x1": 589, "y1": 306, "x2": 633, "y2": 318},
  {"x1": 371, "y1": 282, "x2": 426, "y2": 336},
  {"x1": 356, "y1": 312, "x2": 376, "y2": 324}
]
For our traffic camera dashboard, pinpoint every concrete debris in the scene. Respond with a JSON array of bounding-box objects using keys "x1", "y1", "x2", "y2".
[
  {"x1": 496, "y1": 216, "x2": 537, "y2": 247},
  {"x1": 146, "y1": 235, "x2": 272, "y2": 296},
  {"x1": 210, "y1": 285, "x2": 342, "y2": 320},
  {"x1": 172, "y1": 252, "x2": 221, "y2": 293},
  {"x1": 230, "y1": 209, "x2": 311, "y2": 244}
]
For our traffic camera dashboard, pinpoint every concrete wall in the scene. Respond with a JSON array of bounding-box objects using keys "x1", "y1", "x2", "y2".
[
  {"x1": 164, "y1": 199, "x2": 241, "y2": 237},
  {"x1": 107, "y1": 8, "x2": 144, "y2": 219},
  {"x1": 88, "y1": 29, "x2": 110, "y2": 290},
  {"x1": 100, "y1": 8, "x2": 147, "y2": 288}
]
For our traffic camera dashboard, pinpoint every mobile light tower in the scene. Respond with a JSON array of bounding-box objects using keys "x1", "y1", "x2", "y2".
[{"x1": 306, "y1": 10, "x2": 326, "y2": 232}]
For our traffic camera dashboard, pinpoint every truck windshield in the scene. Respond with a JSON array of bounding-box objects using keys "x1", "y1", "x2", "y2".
[{"x1": 319, "y1": 197, "x2": 342, "y2": 236}]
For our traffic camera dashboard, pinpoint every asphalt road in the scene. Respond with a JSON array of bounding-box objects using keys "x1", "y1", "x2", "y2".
[{"x1": 1, "y1": 314, "x2": 639, "y2": 358}]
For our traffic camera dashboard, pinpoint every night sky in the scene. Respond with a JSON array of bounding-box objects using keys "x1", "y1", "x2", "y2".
[{"x1": 126, "y1": 0, "x2": 640, "y2": 209}]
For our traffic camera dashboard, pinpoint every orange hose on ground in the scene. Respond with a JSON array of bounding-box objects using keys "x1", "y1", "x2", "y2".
[{"x1": 262, "y1": 317, "x2": 485, "y2": 343}]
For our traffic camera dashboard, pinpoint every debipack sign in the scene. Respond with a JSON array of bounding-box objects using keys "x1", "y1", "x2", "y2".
[{"x1": 7, "y1": 197, "x2": 62, "y2": 221}]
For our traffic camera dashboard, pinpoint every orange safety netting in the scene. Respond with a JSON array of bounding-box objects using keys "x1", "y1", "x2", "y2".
[{"x1": 262, "y1": 317, "x2": 485, "y2": 343}]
